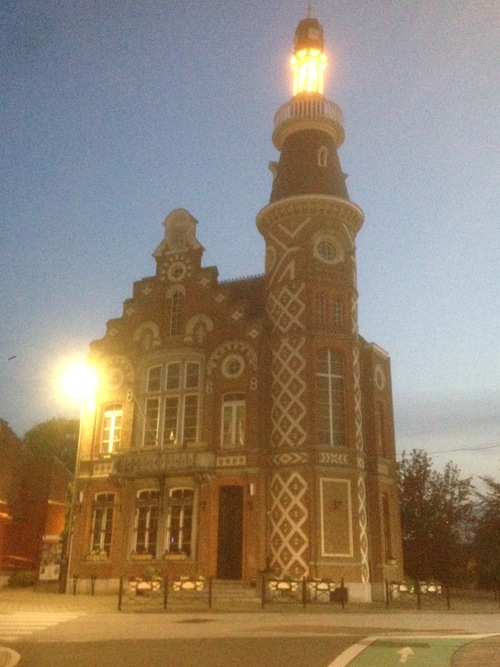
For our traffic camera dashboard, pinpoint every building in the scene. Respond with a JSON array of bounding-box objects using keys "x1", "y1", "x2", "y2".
[
  {"x1": 0, "y1": 419, "x2": 71, "y2": 583},
  {"x1": 69, "y1": 13, "x2": 403, "y2": 602}
]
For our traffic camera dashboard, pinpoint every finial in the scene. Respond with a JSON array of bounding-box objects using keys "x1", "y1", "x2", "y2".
[{"x1": 307, "y1": 1, "x2": 313, "y2": 18}]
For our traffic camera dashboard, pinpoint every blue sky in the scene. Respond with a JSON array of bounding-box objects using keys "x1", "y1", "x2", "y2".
[{"x1": 1, "y1": 0, "x2": 498, "y2": 483}]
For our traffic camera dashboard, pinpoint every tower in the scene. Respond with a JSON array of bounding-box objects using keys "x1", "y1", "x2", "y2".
[{"x1": 257, "y1": 14, "x2": 402, "y2": 599}]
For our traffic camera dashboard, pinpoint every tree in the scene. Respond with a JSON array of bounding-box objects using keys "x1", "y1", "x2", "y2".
[
  {"x1": 397, "y1": 449, "x2": 474, "y2": 584},
  {"x1": 472, "y1": 476, "x2": 500, "y2": 589},
  {"x1": 24, "y1": 417, "x2": 79, "y2": 473}
]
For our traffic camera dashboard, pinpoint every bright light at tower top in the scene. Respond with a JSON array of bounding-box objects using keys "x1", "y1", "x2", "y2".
[{"x1": 291, "y1": 15, "x2": 328, "y2": 96}]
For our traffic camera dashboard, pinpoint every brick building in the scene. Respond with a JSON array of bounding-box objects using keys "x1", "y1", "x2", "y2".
[
  {"x1": 0, "y1": 419, "x2": 71, "y2": 580},
  {"x1": 69, "y1": 13, "x2": 403, "y2": 601}
]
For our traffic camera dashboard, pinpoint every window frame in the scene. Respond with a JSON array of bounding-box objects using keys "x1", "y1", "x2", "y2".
[
  {"x1": 133, "y1": 489, "x2": 160, "y2": 557},
  {"x1": 316, "y1": 349, "x2": 346, "y2": 447},
  {"x1": 90, "y1": 493, "x2": 115, "y2": 556},
  {"x1": 221, "y1": 393, "x2": 246, "y2": 448},
  {"x1": 100, "y1": 404, "x2": 123, "y2": 454},
  {"x1": 165, "y1": 488, "x2": 194, "y2": 557}
]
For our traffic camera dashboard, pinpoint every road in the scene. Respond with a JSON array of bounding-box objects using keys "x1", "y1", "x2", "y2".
[{"x1": 0, "y1": 609, "x2": 499, "y2": 666}]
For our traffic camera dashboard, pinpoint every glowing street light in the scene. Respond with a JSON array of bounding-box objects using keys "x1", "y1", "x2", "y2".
[{"x1": 61, "y1": 363, "x2": 98, "y2": 405}]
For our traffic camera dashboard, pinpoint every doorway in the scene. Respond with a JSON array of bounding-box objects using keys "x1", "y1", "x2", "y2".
[{"x1": 216, "y1": 486, "x2": 243, "y2": 579}]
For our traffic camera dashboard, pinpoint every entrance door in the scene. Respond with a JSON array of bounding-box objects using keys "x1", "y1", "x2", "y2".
[{"x1": 216, "y1": 486, "x2": 243, "y2": 579}]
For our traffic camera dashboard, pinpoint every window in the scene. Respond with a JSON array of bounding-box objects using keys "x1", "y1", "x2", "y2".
[
  {"x1": 164, "y1": 362, "x2": 200, "y2": 445},
  {"x1": 166, "y1": 488, "x2": 194, "y2": 556},
  {"x1": 315, "y1": 293, "x2": 326, "y2": 329},
  {"x1": 147, "y1": 365, "x2": 162, "y2": 392},
  {"x1": 221, "y1": 393, "x2": 245, "y2": 447},
  {"x1": 101, "y1": 404, "x2": 123, "y2": 454},
  {"x1": 90, "y1": 493, "x2": 115, "y2": 556},
  {"x1": 133, "y1": 490, "x2": 159, "y2": 556},
  {"x1": 143, "y1": 397, "x2": 160, "y2": 447},
  {"x1": 316, "y1": 349, "x2": 346, "y2": 447},
  {"x1": 169, "y1": 290, "x2": 183, "y2": 336},
  {"x1": 332, "y1": 300, "x2": 342, "y2": 328},
  {"x1": 314, "y1": 295, "x2": 343, "y2": 331},
  {"x1": 317, "y1": 145, "x2": 328, "y2": 167},
  {"x1": 142, "y1": 360, "x2": 201, "y2": 447},
  {"x1": 375, "y1": 404, "x2": 387, "y2": 457}
]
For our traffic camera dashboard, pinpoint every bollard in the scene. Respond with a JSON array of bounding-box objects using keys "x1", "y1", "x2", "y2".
[
  {"x1": 117, "y1": 576, "x2": 124, "y2": 611},
  {"x1": 72, "y1": 575, "x2": 79, "y2": 596}
]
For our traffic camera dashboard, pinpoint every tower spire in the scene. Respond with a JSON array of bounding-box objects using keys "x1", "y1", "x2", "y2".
[{"x1": 307, "y1": 1, "x2": 313, "y2": 18}]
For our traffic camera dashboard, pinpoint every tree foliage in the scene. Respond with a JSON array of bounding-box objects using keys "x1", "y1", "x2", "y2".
[
  {"x1": 397, "y1": 449, "x2": 474, "y2": 584},
  {"x1": 24, "y1": 417, "x2": 79, "y2": 473},
  {"x1": 472, "y1": 476, "x2": 500, "y2": 589}
]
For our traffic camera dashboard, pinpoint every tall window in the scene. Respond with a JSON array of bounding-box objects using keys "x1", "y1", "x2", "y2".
[
  {"x1": 100, "y1": 404, "x2": 123, "y2": 454},
  {"x1": 316, "y1": 349, "x2": 346, "y2": 447},
  {"x1": 315, "y1": 293, "x2": 327, "y2": 328},
  {"x1": 166, "y1": 488, "x2": 194, "y2": 556},
  {"x1": 90, "y1": 493, "x2": 115, "y2": 556},
  {"x1": 169, "y1": 290, "x2": 183, "y2": 336},
  {"x1": 221, "y1": 393, "x2": 245, "y2": 448},
  {"x1": 163, "y1": 361, "x2": 200, "y2": 446},
  {"x1": 142, "y1": 360, "x2": 201, "y2": 447},
  {"x1": 133, "y1": 490, "x2": 159, "y2": 556},
  {"x1": 143, "y1": 398, "x2": 160, "y2": 447},
  {"x1": 332, "y1": 300, "x2": 342, "y2": 328},
  {"x1": 375, "y1": 404, "x2": 387, "y2": 457}
]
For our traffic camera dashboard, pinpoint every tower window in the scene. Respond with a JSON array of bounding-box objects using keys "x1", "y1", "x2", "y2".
[
  {"x1": 317, "y1": 146, "x2": 328, "y2": 167},
  {"x1": 332, "y1": 300, "x2": 342, "y2": 328},
  {"x1": 315, "y1": 293, "x2": 327, "y2": 328},
  {"x1": 316, "y1": 349, "x2": 346, "y2": 447}
]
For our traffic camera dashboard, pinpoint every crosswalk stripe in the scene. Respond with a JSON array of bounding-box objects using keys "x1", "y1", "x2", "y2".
[{"x1": 0, "y1": 612, "x2": 84, "y2": 641}]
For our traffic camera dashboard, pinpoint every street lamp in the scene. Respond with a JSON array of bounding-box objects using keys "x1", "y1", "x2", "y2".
[{"x1": 60, "y1": 362, "x2": 98, "y2": 592}]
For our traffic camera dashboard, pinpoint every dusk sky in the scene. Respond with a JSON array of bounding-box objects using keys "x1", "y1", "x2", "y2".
[{"x1": 1, "y1": 1, "x2": 498, "y2": 484}]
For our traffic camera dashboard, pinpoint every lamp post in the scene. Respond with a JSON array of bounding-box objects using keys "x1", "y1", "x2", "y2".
[{"x1": 60, "y1": 363, "x2": 98, "y2": 593}]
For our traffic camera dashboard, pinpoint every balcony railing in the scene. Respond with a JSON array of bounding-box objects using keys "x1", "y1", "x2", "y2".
[{"x1": 274, "y1": 96, "x2": 343, "y2": 131}]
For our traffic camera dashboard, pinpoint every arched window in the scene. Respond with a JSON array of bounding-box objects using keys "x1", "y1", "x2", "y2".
[
  {"x1": 166, "y1": 488, "x2": 194, "y2": 557},
  {"x1": 133, "y1": 490, "x2": 159, "y2": 556},
  {"x1": 316, "y1": 349, "x2": 346, "y2": 447}
]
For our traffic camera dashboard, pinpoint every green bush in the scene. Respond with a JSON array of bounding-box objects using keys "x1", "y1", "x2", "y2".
[{"x1": 8, "y1": 570, "x2": 37, "y2": 587}]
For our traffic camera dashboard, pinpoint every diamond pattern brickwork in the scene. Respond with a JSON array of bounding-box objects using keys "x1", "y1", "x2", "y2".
[
  {"x1": 269, "y1": 471, "x2": 309, "y2": 578},
  {"x1": 270, "y1": 336, "x2": 307, "y2": 448}
]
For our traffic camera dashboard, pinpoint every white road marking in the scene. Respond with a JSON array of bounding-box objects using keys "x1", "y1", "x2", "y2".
[
  {"x1": 0, "y1": 646, "x2": 21, "y2": 666},
  {"x1": 0, "y1": 612, "x2": 83, "y2": 642},
  {"x1": 398, "y1": 646, "x2": 414, "y2": 663},
  {"x1": 326, "y1": 634, "x2": 498, "y2": 667}
]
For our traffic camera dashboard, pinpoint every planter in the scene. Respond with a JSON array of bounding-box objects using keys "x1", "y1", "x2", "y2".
[
  {"x1": 130, "y1": 554, "x2": 154, "y2": 561},
  {"x1": 172, "y1": 579, "x2": 205, "y2": 592},
  {"x1": 86, "y1": 554, "x2": 108, "y2": 562},
  {"x1": 163, "y1": 553, "x2": 187, "y2": 561}
]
